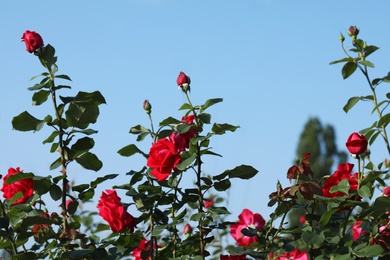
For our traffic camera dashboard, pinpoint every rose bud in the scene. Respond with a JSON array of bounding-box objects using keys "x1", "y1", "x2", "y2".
[
  {"x1": 183, "y1": 223, "x2": 193, "y2": 235},
  {"x1": 339, "y1": 33, "x2": 345, "y2": 43},
  {"x1": 347, "y1": 26, "x2": 359, "y2": 39},
  {"x1": 21, "y1": 30, "x2": 44, "y2": 54},
  {"x1": 346, "y1": 132, "x2": 368, "y2": 155},
  {"x1": 143, "y1": 100, "x2": 152, "y2": 114},
  {"x1": 176, "y1": 71, "x2": 191, "y2": 93}
]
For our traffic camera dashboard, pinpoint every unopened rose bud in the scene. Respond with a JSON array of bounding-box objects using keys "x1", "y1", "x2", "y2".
[
  {"x1": 177, "y1": 71, "x2": 191, "y2": 93},
  {"x1": 339, "y1": 33, "x2": 345, "y2": 43},
  {"x1": 143, "y1": 100, "x2": 152, "y2": 114},
  {"x1": 347, "y1": 26, "x2": 359, "y2": 40},
  {"x1": 183, "y1": 223, "x2": 193, "y2": 235}
]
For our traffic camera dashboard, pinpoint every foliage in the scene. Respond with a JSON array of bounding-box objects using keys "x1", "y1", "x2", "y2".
[{"x1": 1, "y1": 26, "x2": 390, "y2": 260}]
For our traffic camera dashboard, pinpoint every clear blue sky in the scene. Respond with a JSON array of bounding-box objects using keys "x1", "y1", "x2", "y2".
[{"x1": 1, "y1": 0, "x2": 390, "y2": 228}]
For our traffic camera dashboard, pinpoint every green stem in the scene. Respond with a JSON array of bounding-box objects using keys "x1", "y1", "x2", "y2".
[{"x1": 171, "y1": 172, "x2": 183, "y2": 258}]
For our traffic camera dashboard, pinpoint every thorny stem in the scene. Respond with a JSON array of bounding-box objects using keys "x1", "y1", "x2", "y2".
[
  {"x1": 184, "y1": 92, "x2": 205, "y2": 257},
  {"x1": 47, "y1": 69, "x2": 69, "y2": 237}
]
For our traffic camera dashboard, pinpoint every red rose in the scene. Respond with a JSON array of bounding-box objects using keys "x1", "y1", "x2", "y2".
[
  {"x1": 132, "y1": 238, "x2": 150, "y2": 260},
  {"x1": 346, "y1": 132, "x2": 368, "y2": 155},
  {"x1": 1, "y1": 167, "x2": 34, "y2": 205},
  {"x1": 147, "y1": 138, "x2": 181, "y2": 181},
  {"x1": 97, "y1": 190, "x2": 136, "y2": 233},
  {"x1": 220, "y1": 255, "x2": 246, "y2": 260},
  {"x1": 176, "y1": 71, "x2": 191, "y2": 86},
  {"x1": 384, "y1": 186, "x2": 390, "y2": 197},
  {"x1": 274, "y1": 248, "x2": 309, "y2": 260},
  {"x1": 204, "y1": 199, "x2": 214, "y2": 209},
  {"x1": 21, "y1": 30, "x2": 44, "y2": 53},
  {"x1": 352, "y1": 220, "x2": 363, "y2": 241},
  {"x1": 183, "y1": 223, "x2": 193, "y2": 235},
  {"x1": 322, "y1": 163, "x2": 359, "y2": 198},
  {"x1": 230, "y1": 209, "x2": 265, "y2": 247}
]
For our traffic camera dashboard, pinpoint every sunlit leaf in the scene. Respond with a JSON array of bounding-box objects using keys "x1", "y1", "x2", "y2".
[{"x1": 342, "y1": 61, "x2": 357, "y2": 79}]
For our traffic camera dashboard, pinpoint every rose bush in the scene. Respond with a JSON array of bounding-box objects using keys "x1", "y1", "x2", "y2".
[{"x1": 1, "y1": 26, "x2": 390, "y2": 259}]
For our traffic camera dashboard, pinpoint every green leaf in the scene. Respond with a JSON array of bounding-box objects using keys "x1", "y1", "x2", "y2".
[
  {"x1": 329, "y1": 179, "x2": 350, "y2": 195},
  {"x1": 378, "y1": 113, "x2": 390, "y2": 128},
  {"x1": 32, "y1": 90, "x2": 50, "y2": 106},
  {"x1": 214, "y1": 179, "x2": 231, "y2": 191},
  {"x1": 40, "y1": 44, "x2": 57, "y2": 69},
  {"x1": 33, "y1": 178, "x2": 51, "y2": 195},
  {"x1": 319, "y1": 208, "x2": 339, "y2": 226},
  {"x1": 364, "y1": 45, "x2": 379, "y2": 57},
  {"x1": 151, "y1": 225, "x2": 167, "y2": 236},
  {"x1": 49, "y1": 157, "x2": 62, "y2": 170},
  {"x1": 358, "y1": 185, "x2": 372, "y2": 198},
  {"x1": 71, "y1": 137, "x2": 95, "y2": 157},
  {"x1": 176, "y1": 154, "x2": 197, "y2": 171},
  {"x1": 201, "y1": 98, "x2": 223, "y2": 111},
  {"x1": 75, "y1": 152, "x2": 103, "y2": 171},
  {"x1": 49, "y1": 184, "x2": 62, "y2": 201},
  {"x1": 159, "y1": 116, "x2": 181, "y2": 126},
  {"x1": 229, "y1": 165, "x2": 259, "y2": 179},
  {"x1": 343, "y1": 96, "x2": 360, "y2": 113},
  {"x1": 60, "y1": 91, "x2": 106, "y2": 105},
  {"x1": 72, "y1": 184, "x2": 89, "y2": 192},
  {"x1": 360, "y1": 60, "x2": 375, "y2": 68},
  {"x1": 129, "y1": 124, "x2": 150, "y2": 134},
  {"x1": 12, "y1": 111, "x2": 44, "y2": 132},
  {"x1": 55, "y1": 74, "x2": 72, "y2": 81},
  {"x1": 178, "y1": 103, "x2": 192, "y2": 110},
  {"x1": 353, "y1": 244, "x2": 383, "y2": 258},
  {"x1": 212, "y1": 123, "x2": 239, "y2": 134},
  {"x1": 90, "y1": 174, "x2": 118, "y2": 188},
  {"x1": 22, "y1": 216, "x2": 53, "y2": 226},
  {"x1": 342, "y1": 61, "x2": 357, "y2": 79},
  {"x1": 301, "y1": 230, "x2": 325, "y2": 245},
  {"x1": 371, "y1": 196, "x2": 390, "y2": 218},
  {"x1": 198, "y1": 113, "x2": 211, "y2": 124},
  {"x1": 66, "y1": 103, "x2": 99, "y2": 129},
  {"x1": 72, "y1": 128, "x2": 98, "y2": 135},
  {"x1": 79, "y1": 189, "x2": 95, "y2": 202},
  {"x1": 329, "y1": 57, "x2": 354, "y2": 65},
  {"x1": 118, "y1": 144, "x2": 146, "y2": 158},
  {"x1": 5, "y1": 172, "x2": 34, "y2": 184}
]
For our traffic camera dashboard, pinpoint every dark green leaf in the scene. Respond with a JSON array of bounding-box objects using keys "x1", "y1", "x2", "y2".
[
  {"x1": 66, "y1": 103, "x2": 99, "y2": 129},
  {"x1": 75, "y1": 152, "x2": 103, "y2": 171},
  {"x1": 40, "y1": 44, "x2": 57, "y2": 69},
  {"x1": 329, "y1": 57, "x2": 354, "y2": 65},
  {"x1": 178, "y1": 103, "x2": 192, "y2": 110},
  {"x1": 212, "y1": 123, "x2": 239, "y2": 134},
  {"x1": 118, "y1": 144, "x2": 146, "y2": 158},
  {"x1": 49, "y1": 184, "x2": 62, "y2": 201},
  {"x1": 329, "y1": 179, "x2": 350, "y2": 195},
  {"x1": 72, "y1": 128, "x2": 98, "y2": 135},
  {"x1": 229, "y1": 165, "x2": 259, "y2": 179},
  {"x1": 90, "y1": 174, "x2": 118, "y2": 188},
  {"x1": 33, "y1": 178, "x2": 51, "y2": 195},
  {"x1": 49, "y1": 157, "x2": 62, "y2": 170},
  {"x1": 12, "y1": 111, "x2": 44, "y2": 132},
  {"x1": 199, "y1": 113, "x2": 211, "y2": 124},
  {"x1": 342, "y1": 61, "x2": 357, "y2": 79},
  {"x1": 201, "y1": 98, "x2": 223, "y2": 111},
  {"x1": 159, "y1": 116, "x2": 181, "y2": 126},
  {"x1": 129, "y1": 124, "x2": 150, "y2": 134},
  {"x1": 353, "y1": 244, "x2": 383, "y2": 258},
  {"x1": 371, "y1": 196, "x2": 390, "y2": 218},
  {"x1": 358, "y1": 185, "x2": 372, "y2": 198},
  {"x1": 32, "y1": 90, "x2": 50, "y2": 106},
  {"x1": 72, "y1": 184, "x2": 90, "y2": 193},
  {"x1": 5, "y1": 172, "x2": 34, "y2": 184},
  {"x1": 301, "y1": 230, "x2": 325, "y2": 245},
  {"x1": 79, "y1": 189, "x2": 95, "y2": 202},
  {"x1": 378, "y1": 113, "x2": 390, "y2": 128},
  {"x1": 343, "y1": 96, "x2": 360, "y2": 113},
  {"x1": 214, "y1": 179, "x2": 231, "y2": 191},
  {"x1": 71, "y1": 137, "x2": 95, "y2": 157},
  {"x1": 55, "y1": 74, "x2": 72, "y2": 81},
  {"x1": 359, "y1": 60, "x2": 375, "y2": 68},
  {"x1": 176, "y1": 154, "x2": 197, "y2": 171},
  {"x1": 364, "y1": 45, "x2": 379, "y2": 57}
]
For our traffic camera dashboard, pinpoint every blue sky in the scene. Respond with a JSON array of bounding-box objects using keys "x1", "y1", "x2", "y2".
[{"x1": 1, "y1": 0, "x2": 390, "y2": 233}]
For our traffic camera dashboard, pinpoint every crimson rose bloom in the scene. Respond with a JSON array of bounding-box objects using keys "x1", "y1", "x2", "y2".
[
  {"x1": 220, "y1": 255, "x2": 246, "y2": 260},
  {"x1": 230, "y1": 208, "x2": 265, "y2": 246},
  {"x1": 273, "y1": 248, "x2": 309, "y2": 260},
  {"x1": 21, "y1": 30, "x2": 44, "y2": 53},
  {"x1": 322, "y1": 163, "x2": 359, "y2": 198},
  {"x1": 346, "y1": 132, "x2": 368, "y2": 155},
  {"x1": 383, "y1": 186, "x2": 390, "y2": 197},
  {"x1": 97, "y1": 190, "x2": 136, "y2": 233},
  {"x1": 1, "y1": 167, "x2": 34, "y2": 205},
  {"x1": 147, "y1": 138, "x2": 181, "y2": 181},
  {"x1": 176, "y1": 71, "x2": 191, "y2": 86},
  {"x1": 132, "y1": 238, "x2": 150, "y2": 260}
]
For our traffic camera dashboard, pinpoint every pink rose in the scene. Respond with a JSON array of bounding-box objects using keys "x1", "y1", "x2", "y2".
[
  {"x1": 346, "y1": 132, "x2": 368, "y2": 155},
  {"x1": 352, "y1": 220, "x2": 363, "y2": 241},
  {"x1": 1, "y1": 167, "x2": 34, "y2": 205},
  {"x1": 230, "y1": 209, "x2": 265, "y2": 246},
  {"x1": 147, "y1": 138, "x2": 181, "y2": 181},
  {"x1": 21, "y1": 30, "x2": 44, "y2": 53},
  {"x1": 97, "y1": 190, "x2": 136, "y2": 233},
  {"x1": 383, "y1": 186, "x2": 390, "y2": 197}
]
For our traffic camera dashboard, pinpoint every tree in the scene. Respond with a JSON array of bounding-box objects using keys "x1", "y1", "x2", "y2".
[{"x1": 296, "y1": 117, "x2": 348, "y2": 180}]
